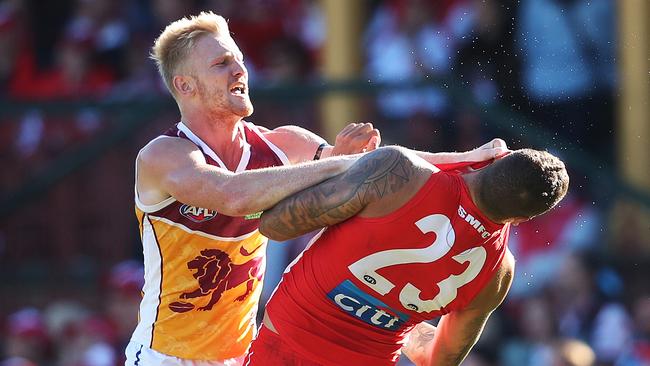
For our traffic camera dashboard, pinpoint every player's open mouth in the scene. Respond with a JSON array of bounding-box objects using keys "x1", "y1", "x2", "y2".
[{"x1": 230, "y1": 84, "x2": 247, "y2": 95}]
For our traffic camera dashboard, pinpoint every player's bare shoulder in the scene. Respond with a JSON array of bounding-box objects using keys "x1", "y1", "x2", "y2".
[
  {"x1": 136, "y1": 136, "x2": 205, "y2": 205},
  {"x1": 355, "y1": 146, "x2": 437, "y2": 217},
  {"x1": 138, "y1": 136, "x2": 205, "y2": 172}
]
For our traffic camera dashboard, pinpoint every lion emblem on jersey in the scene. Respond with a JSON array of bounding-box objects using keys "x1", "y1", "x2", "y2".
[{"x1": 168, "y1": 247, "x2": 263, "y2": 312}]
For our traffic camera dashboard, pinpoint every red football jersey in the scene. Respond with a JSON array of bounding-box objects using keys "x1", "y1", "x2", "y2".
[{"x1": 264, "y1": 163, "x2": 510, "y2": 366}]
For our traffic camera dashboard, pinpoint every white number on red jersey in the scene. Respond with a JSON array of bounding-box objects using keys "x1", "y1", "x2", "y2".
[{"x1": 347, "y1": 214, "x2": 487, "y2": 313}]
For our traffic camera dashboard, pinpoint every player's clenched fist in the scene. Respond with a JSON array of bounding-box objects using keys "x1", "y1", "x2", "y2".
[{"x1": 331, "y1": 122, "x2": 381, "y2": 156}]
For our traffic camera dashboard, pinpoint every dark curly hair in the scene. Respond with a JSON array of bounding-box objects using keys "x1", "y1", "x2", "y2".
[{"x1": 476, "y1": 149, "x2": 569, "y2": 222}]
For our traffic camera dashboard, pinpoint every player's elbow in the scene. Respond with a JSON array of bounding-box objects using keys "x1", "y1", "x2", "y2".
[
  {"x1": 259, "y1": 213, "x2": 292, "y2": 242},
  {"x1": 211, "y1": 179, "x2": 260, "y2": 217},
  {"x1": 219, "y1": 195, "x2": 252, "y2": 217},
  {"x1": 259, "y1": 227, "x2": 291, "y2": 242},
  {"x1": 166, "y1": 177, "x2": 249, "y2": 217}
]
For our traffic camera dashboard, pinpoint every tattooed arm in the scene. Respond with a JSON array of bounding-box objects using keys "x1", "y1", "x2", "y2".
[{"x1": 259, "y1": 146, "x2": 427, "y2": 241}]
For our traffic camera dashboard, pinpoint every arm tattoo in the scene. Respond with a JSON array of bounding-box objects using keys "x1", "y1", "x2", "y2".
[{"x1": 260, "y1": 147, "x2": 415, "y2": 240}]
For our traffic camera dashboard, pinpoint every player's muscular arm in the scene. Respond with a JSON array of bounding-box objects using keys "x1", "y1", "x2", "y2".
[
  {"x1": 259, "y1": 125, "x2": 327, "y2": 164},
  {"x1": 261, "y1": 123, "x2": 380, "y2": 164},
  {"x1": 136, "y1": 137, "x2": 358, "y2": 217},
  {"x1": 403, "y1": 250, "x2": 515, "y2": 366},
  {"x1": 422, "y1": 308, "x2": 493, "y2": 366},
  {"x1": 413, "y1": 138, "x2": 509, "y2": 166},
  {"x1": 259, "y1": 146, "x2": 417, "y2": 241}
]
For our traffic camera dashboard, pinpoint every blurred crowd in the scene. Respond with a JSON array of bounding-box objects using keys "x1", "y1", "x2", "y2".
[
  {"x1": 1, "y1": 0, "x2": 647, "y2": 365},
  {"x1": 1, "y1": 261, "x2": 143, "y2": 366}
]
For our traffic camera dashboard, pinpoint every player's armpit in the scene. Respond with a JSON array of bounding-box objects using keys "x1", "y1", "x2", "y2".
[
  {"x1": 401, "y1": 322, "x2": 437, "y2": 365},
  {"x1": 259, "y1": 146, "x2": 415, "y2": 241},
  {"x1": 420, "y1": 251, "x2": 515, "y2": 366}
]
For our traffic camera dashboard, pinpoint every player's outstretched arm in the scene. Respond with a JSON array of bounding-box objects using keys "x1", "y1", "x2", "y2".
[
  {"x1": 413, "y1": 138, "x2": 509, "y2": 166},
  {"x1": 260, "y1": 122, "x2": 381, "y2": 164},
  {"x1": 136, "y1": 137, "x2": 359, "y2": 217},
  {"x1": 402, "y1": 250, "x2": 515, "y2": 366},
  {"x1": 259, "y1": 146, "x2": 417, "y2": 241}
]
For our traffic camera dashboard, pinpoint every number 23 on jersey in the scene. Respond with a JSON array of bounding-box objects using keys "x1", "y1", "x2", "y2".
[{"x1": 348, "y1": 213, "x2": 487, "y2": 313}]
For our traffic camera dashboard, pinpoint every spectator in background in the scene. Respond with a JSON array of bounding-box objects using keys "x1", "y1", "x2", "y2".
[
  {"x1": 43, "y1": 301, "x2": 91, "y2": 366},
  {"x1": 260, "y1": 37, "x2": 313, "y2": 84},
  {"x1": 363, "y1": 0, "x2": 503, "y2": 155},
  {"x1": 1, "y1": 308, "x2": 51, "y2": 366},
  {"x1": 148, "y1": 0, "x2": 196, "y2": 37},
  {"x1": 502, "y1": 295, "x2": 558, "y2": 366},
  {"x1": 507, "y1": 192, "x2": 601, "y2": 299},
  {"x1": 551, "y1": 254, "x2": 605, "y2": 340},
  {"x1": 552, "y1": 339, "x2": 596, "y2": 366},
  {"x1": 64, "y1": 0, "x2": 130, "y2": 78},
  {"x1": 104, "y1": 260, "x2": 143, "y2": 354},
  {"x1": 616, "y1": 295, "x2": 650, "y2": 365},
  {"x1": 0, "y1": 1, "x2": 36, "y2": 98},
  {"x1": 10, "y1": 23, "x2": 115, "y2": 100},
  {"x1": 451, "y1": 0, "x2": 519, "y2": 153},
  {"x1": 107, "y1": 35, "x2": 166, "y2": 99},
  {"x1": 516, "y1": 0, "x2": 616, "y2": 159},
  {"x1": 364, "y1": 0, "x2": 476, "y2": 120},
  {"x1": 454, "y1": 0, "x2": 519, "y2": 106}
]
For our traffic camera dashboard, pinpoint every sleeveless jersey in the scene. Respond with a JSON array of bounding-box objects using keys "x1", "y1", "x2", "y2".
[
  {"x1": 265, "y1": 163, "x2": 510, "y2": 365},
  {"x1": 132, "y1": 121, "x2": 289, "y2": 360}
]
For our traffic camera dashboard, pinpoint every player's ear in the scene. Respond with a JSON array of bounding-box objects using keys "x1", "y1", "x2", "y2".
[{"x1": 173, "y1": 75, "x2": 195, "y2": 96}]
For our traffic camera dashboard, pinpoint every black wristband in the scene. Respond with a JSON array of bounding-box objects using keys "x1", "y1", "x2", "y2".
[{"x1": 313, "y1": 143, "x2": 328, "y2": 160}]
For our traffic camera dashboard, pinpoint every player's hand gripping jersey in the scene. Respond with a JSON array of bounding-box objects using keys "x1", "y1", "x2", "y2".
[{"x1": 263, "y1": 161, "x2": 510, "y2": 365}]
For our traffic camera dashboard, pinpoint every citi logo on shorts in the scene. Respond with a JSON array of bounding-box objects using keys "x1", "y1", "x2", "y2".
[
  {"x1": 328, "y1": 280, "x2": 409, "y2": 331},
  {"x1": 179, "y1": 204, "x2": 217, "y2": 223}
]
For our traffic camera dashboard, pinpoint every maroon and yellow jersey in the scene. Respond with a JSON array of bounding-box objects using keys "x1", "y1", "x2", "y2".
[{"x1": 132, "y1": 121, "x2": 288, "y2": 360}]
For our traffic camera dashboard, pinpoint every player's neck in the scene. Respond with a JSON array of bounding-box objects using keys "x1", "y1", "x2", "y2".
[
  {"x1": 461, "y1": 172, "x2": 502, "y2": 224},
  {"x1": 180, "y1": 113, "x2": 246, "y2": 170}
]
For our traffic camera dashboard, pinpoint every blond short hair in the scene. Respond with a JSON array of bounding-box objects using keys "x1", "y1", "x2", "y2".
[{"x1": 151, "y1": 11, "x2": 229, "y2": 95}]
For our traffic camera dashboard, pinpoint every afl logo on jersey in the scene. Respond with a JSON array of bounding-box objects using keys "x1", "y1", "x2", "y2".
[{"x1": 179, "y1": 204, "x2": 217, "y2": 223}]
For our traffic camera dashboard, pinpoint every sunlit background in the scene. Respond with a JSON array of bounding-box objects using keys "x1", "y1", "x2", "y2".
[{"x1": 1, "y1": 0, "x2": 649, "y2": 365}]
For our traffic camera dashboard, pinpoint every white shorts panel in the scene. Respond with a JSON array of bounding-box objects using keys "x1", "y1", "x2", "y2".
[{"x1": 124, "y1": 341, "x2": 245, "y2": 366}]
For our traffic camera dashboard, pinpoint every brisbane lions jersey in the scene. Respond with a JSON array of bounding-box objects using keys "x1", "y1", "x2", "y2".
[
  {"x1": 264, "y1": 162, "x2": 510, "y2": 366},
  {"x1": 132, "y1": 121, "x2": 288, "y2": 360}
]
